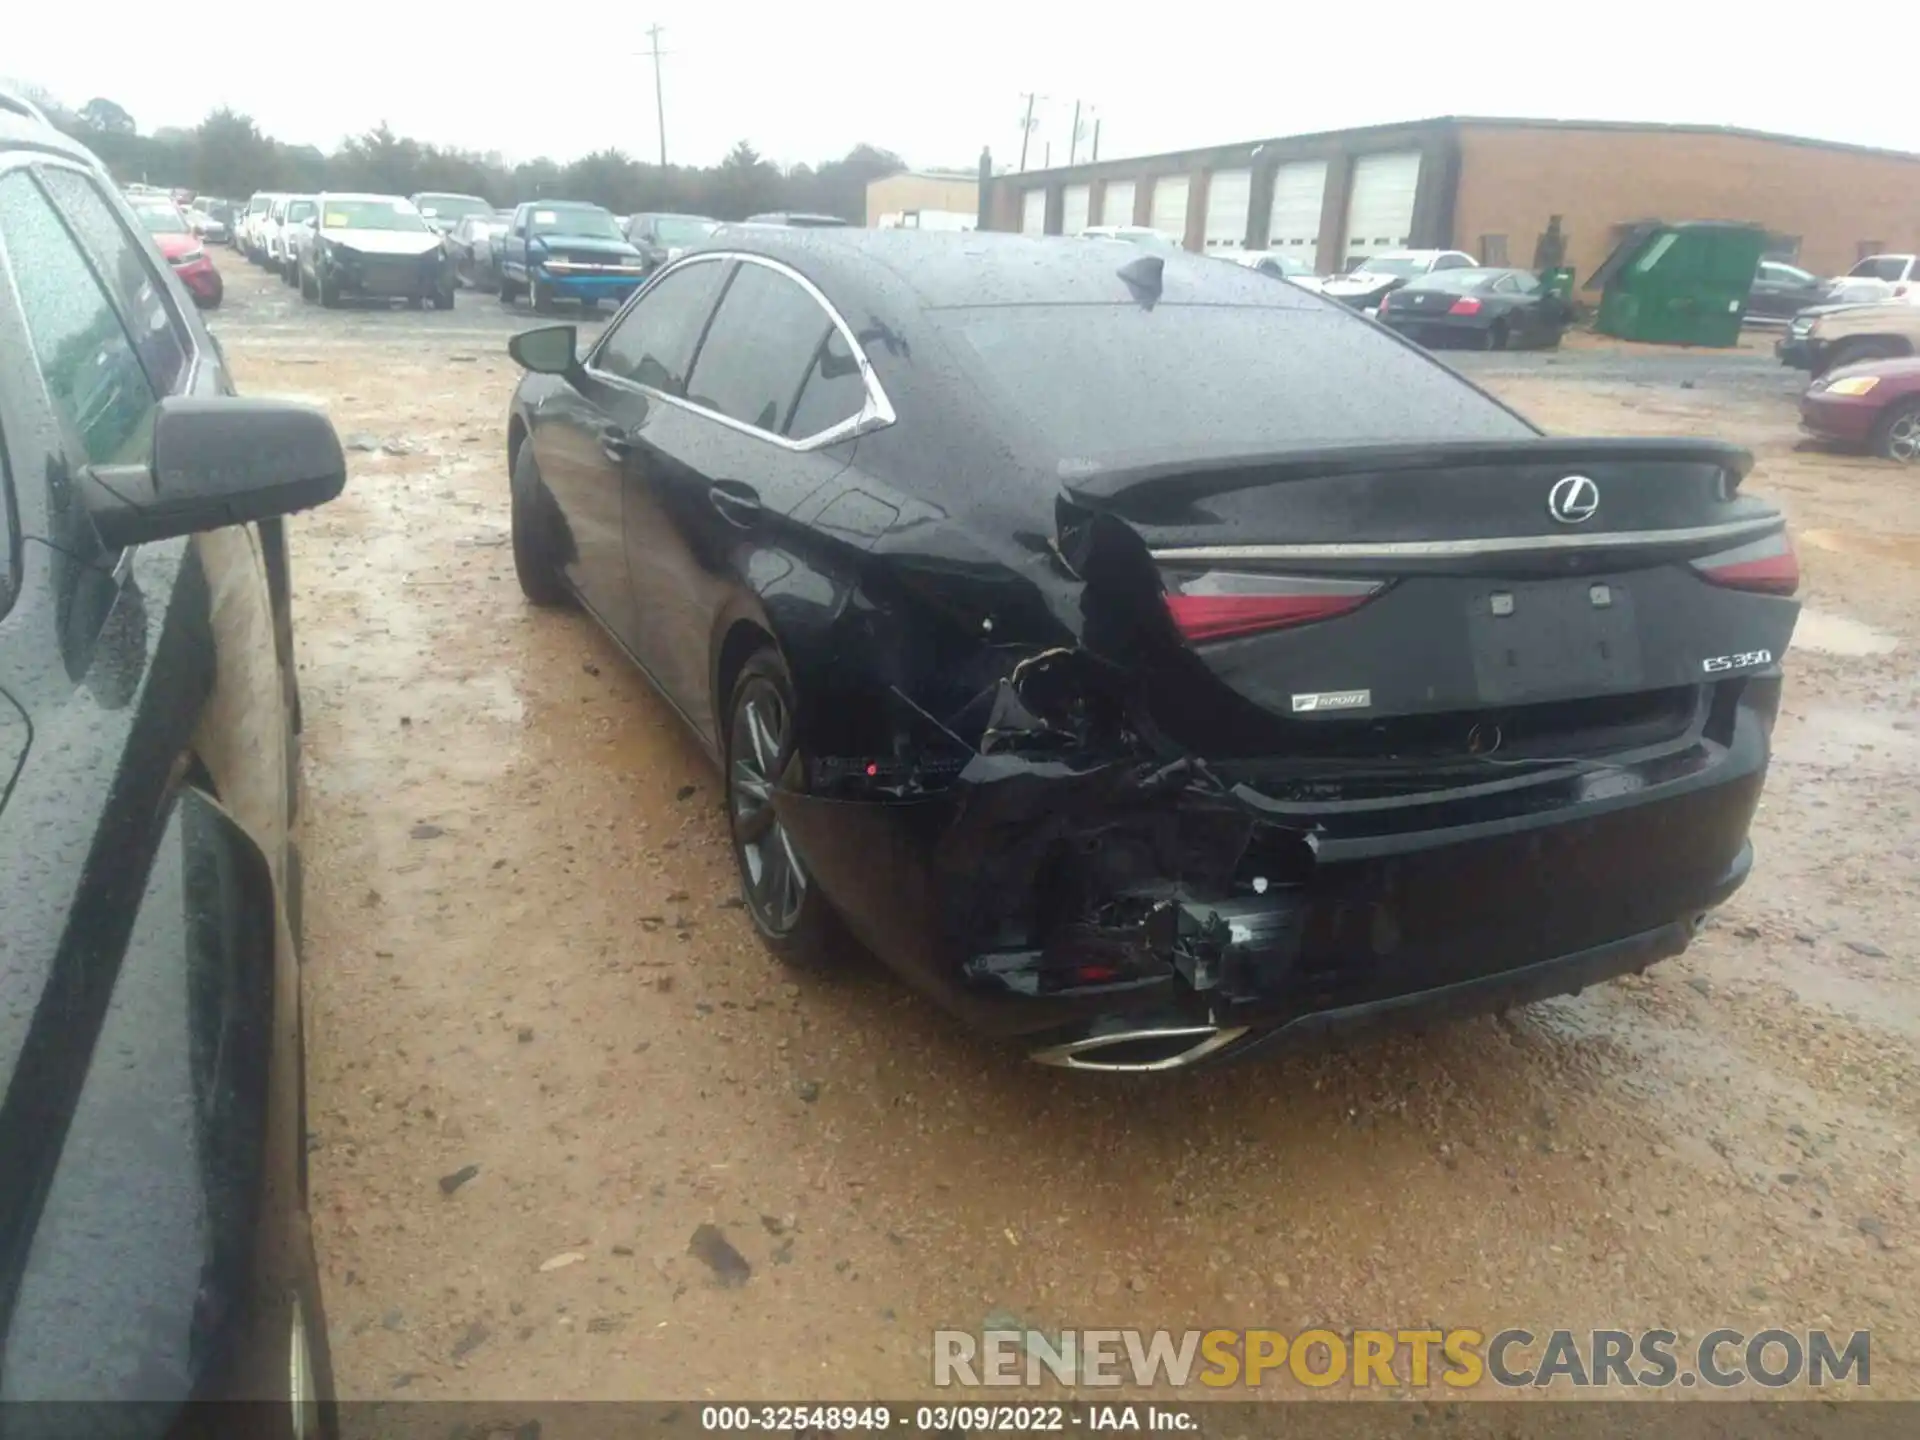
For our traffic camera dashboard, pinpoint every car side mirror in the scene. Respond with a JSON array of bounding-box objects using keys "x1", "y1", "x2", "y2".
[
  {"x1": 78, "y1": 396, "x2": 347, "y2": 550},
  {"x1": 509, "y1": 325, "x2": 579, "y2": 375}
]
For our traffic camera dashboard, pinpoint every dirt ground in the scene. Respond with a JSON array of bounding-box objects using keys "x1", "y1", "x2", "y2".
[{"x1": 207, "y1": 256, "x2": 1917, "y2": 1403}]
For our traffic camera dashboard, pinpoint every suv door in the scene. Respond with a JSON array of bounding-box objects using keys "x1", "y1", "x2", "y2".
[{"x1": 620, "y1": 256, "x2": 865, "y2": 734}]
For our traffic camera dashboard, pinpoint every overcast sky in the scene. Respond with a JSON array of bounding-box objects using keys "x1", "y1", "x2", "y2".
[{"x1": 12, "y1": 2, "x2": 1920, "y2": 171}]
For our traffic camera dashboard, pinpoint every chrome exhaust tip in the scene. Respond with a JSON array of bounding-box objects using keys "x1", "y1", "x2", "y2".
[{"x1": 1030, "y1": 1024, "x2": 1250, "y2": 1073}]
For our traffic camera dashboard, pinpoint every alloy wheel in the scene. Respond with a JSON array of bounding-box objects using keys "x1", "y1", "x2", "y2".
[
  {"x1": 1888, "y1": 410, "x2": 1920, "y2": 465},
  {"x1": 728, "y1": 678, "x2": 807, "y2": 935}
]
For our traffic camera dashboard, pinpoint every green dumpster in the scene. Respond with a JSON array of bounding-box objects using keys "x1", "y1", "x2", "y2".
[{"x1": 1585, "y1": 221, "x2": 1764, "y2": 347}]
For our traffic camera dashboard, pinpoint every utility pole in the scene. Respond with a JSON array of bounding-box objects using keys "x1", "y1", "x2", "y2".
[
  {"x1": 647, "y1": 24, "x2": 668, "y2": 166},
  {"x1": 1018, "y1": 92, "x2": 1039, "y2": 172},
  {"x1": 1068, "y1": 100, "x2": 1081, "y2": 165},
  {"x1": 1091, "y1": 118, "x2": 1101, "y2": 161}
]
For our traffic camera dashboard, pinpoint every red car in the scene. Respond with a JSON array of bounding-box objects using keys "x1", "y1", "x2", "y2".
[
  {"x1": 1800, "y1": 357, "x2": 1920, "y2": 464},
  {"x1": 130, "y1": 198, "x2": 223, "y2": 308}
]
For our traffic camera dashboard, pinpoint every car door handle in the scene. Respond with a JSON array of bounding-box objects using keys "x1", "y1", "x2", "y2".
[
  {"x1": 709, "y1": 482, "x2": 763, "y2": 528},
  {"x1": 600, "y1": 425, "x2": 635, "y2": 462}
]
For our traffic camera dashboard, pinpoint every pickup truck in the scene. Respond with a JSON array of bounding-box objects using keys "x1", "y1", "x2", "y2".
[{"x1": 497, "y1": 200, "x2": 651, "y2": 313}]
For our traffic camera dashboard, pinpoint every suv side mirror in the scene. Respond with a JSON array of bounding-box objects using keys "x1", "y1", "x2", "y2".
[
  {"x1": 508, "y1": 325, "x2": 578, "y2": 375},
  {"x1": 78, "y1": 396, "x2": 346, "y2": 550}
]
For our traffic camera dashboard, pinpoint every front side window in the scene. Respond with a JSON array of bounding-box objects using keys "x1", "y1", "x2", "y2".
[
  {"x1": 37, "y1": 167, "x2": 189, "y2": 396},
  {"x1": 684, "y1": 263, "x2": 833, "y2": 434},
  {"x1": 0, "y1": 171, "x2": 160, "y2": 468},
  {"x1": 592, "y1": 259, "x2": 730, "y2": 394},
  {"x1": 287, "y1": 199, "x2": 316, "y2": 223}
]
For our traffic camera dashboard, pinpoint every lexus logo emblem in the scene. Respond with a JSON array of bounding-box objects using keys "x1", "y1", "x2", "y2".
[{"x1": 1547, "y1": 474, "x2": 1600, "y2": 525}]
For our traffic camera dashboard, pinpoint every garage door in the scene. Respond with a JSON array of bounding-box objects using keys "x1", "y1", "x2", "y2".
[
  {"x1": 1062, "y1": 183, "x2": 1091, "y2": 236},
  {"x1": 1149, "y1": 175, "x2": 1190, "y2": 244},
  {"x1": 1204, "y1": 168, "x2": 1251, "y2": 249},
  {"x1": 1021, "y1": 187, "x2": 1046, "y2": 235},
  {"x1": 1100, "y1": 179, "x2": 1136, "y2": 227},
  {"x1": 1343, "y1": 151, "x2": 1421, "y2": 269},
  {"x1": 1267, "y1": 159, "x2": 1328, "y2": 272}
]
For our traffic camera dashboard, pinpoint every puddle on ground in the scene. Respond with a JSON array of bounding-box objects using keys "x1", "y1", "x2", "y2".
[{"x1": 1791, "y1": 607, "x2": 1899, "y2": 656}]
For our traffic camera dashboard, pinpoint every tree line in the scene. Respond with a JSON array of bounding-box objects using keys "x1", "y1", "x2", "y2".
[{"x1": 21, "y1": 88, "x2": 912, "y2": 222}]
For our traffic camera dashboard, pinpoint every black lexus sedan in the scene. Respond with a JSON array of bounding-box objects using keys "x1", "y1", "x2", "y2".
[
  {"x1": 503, "y1": 228, "x2": 1799, "y2": 1073},
  {"x1": 1377, "y1": 267, "x2": 1570, "y2": 350},
  {"x1": 0, "y1": 104, "x2": 343, "y2": 1423}
]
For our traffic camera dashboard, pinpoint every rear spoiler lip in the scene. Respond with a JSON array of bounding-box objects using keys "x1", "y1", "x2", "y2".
[
  {"x1": 1147, "y1": 514, "x2": 1786, "y2": 568},
  {"x1": 1060, "y1": 437, "x2": 1756, "y2": 509}
]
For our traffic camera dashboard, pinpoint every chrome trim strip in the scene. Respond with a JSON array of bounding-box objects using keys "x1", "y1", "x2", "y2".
[
  {"x1": 1029, "y1": 1025, "x2": 1250, "y2": 1073},
  {"x1": 1149, "y1": 516, "x2": 1781, "y2": 565},
  {"x1": 583, "y1": 250, "x2": 898, "y2": 455}
]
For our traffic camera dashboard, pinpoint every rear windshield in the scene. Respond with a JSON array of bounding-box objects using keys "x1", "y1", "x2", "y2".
[
  {"x1": 1403, "y1": 269, "x2": 1496, "y2": 294},
  {"x1": 1354, "y1": 255, "x2": 1426, "y2": 277},
  {"x1": 938, "y1": 303, "x2": 1531, "y2": 466}
]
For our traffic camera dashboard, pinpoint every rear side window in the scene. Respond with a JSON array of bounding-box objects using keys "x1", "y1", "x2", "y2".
[
  {"x1": 939, "y1": 303, "x2": 1531, "y2": 465},
  {"x1": 38, "y1": 167, "x2": 189, "y2": 395},
  {"x1": 593, "y1": 259, "x2": 729, "y2": 394},
  {"x1": 685, "y1": 262, "x2": 831, "y2": 434},
  {"x1": 0, "y1": 172, "x2": 159, "y2": 467},
  {"x1": 785, "y1": 327, "x2": 866, "y2": 439}
]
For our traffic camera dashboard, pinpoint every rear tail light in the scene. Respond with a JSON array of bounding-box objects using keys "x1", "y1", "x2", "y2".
[
  {"x1": 1448, "y1": 296, "x2": 1482, "y2": 315},
  {"x1": 1162, "y1": 571, "x2": 1387, "y2": 643},
  {"x1": 1689, "y1": 531, "x2": 1799, "y2": 597},
  {"x1": 1376, "y1": 292, "x2": 1391, "y2": 314}
]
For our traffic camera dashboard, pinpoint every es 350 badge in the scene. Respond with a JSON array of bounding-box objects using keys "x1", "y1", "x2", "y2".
[{"x1": 1701, "y1": 650, "x2": 1773, "y2": 674}]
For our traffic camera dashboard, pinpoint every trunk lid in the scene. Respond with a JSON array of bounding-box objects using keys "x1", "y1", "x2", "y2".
[{"x1": 1058, "y1": 438, "x2": 1799, "y2": 762}]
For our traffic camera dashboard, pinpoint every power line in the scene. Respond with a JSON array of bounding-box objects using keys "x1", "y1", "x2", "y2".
[{"x1": 647, "y1": 24, "x2": 668, "y2": 166}]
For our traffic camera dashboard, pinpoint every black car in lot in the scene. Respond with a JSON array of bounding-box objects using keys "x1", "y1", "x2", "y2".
[
  {"x1": 504, "y1": 229, "x2": 1798, "y2": 1073},
  {"x1": 1377, "y1": 267, "x2": 1569, "y2": 350},
  {"x1": 0, "y1": 110, "x2": 345, "y2": 1417},
  {"x1": 1746, "y1": 260, "x2": 1830, "y2": 322}
]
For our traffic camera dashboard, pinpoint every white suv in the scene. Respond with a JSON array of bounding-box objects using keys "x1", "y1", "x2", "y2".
[{"x1": 1844, "y1": 253, "x2": 1920, "y2": 304}]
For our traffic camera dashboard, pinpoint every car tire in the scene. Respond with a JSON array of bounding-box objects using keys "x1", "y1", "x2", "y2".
[
  {"x1": 724, "y1": 646, "x2": 841, "y2": 969},
  {"x1": 317, "y1": 272, "x2": 340, "y2": 309},
  {"x1": 300, "y1": 268, "x2": 317, "y2": 303},
  {"x1": 531, "y1": 276, "x2": 555, "y2": 314},
  {"x1": 1872, "y1": 397, "x2": 1920, "y2": 464},
  {"x1": 509, "y1": 443, "x2": 574, "y2": 608}
]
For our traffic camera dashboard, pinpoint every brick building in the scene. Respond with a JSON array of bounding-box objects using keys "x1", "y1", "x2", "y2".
[{"x1": 979, "y1": 116, "x2": 1920, "y2": 281}]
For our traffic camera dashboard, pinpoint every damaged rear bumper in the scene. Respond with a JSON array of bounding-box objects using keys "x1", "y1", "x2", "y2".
[{"x1": 772, "y1": 682, "x2": 1776, "y2": 1065}]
